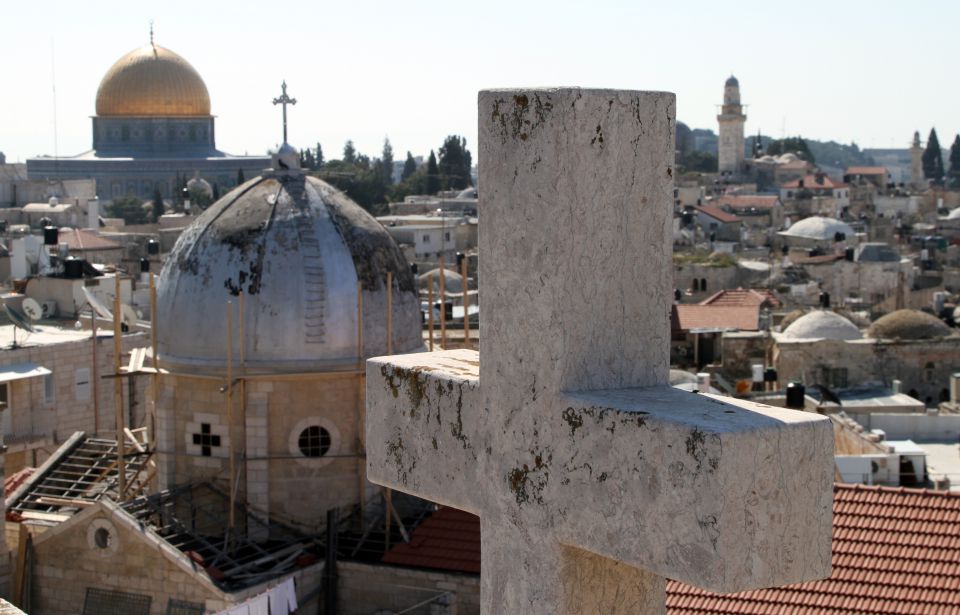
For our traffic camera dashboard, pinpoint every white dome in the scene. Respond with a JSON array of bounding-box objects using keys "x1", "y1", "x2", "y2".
[
  {"x1": 778, "y1": 153, "x2": 799, "y2": 163},
  {"x1": 778, "y1": 216, "x2": 854, "y2": 241},
  {"x1": 158, "y1": 171, "x2": 421, "y2": 373},
  {"x1": 781, "y1": 310, "x2": 861, "y2": 341},
  {"x1": 946, "y1": 207, "x2": 960, "y2": 220}
]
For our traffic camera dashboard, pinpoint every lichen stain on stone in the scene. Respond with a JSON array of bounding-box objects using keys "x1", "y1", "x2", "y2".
[
  {"x1": 380, "y1": 365, "x2": 400, "y2": 399},
  {"x1": 449, "y1": 383, "x2": 471, "y2": 450},
  {"x1": 386, "y1": 435, "x2": 416, "y2": 485},
  {"x1": 508, "y1": 449, "x2": 551, "y2": 506},
  {"x1": 590, "y1": 124, "x2": 605, "y2": 148},
  {"x1": 491, "y1": 93, "x2": 554, "y2": 145},
  {"x1": 686, "y1": 428, "x2": 707, "y2": 473},
  {"x1": 562, "y1": 407, "x2": 583, "y2": 437}
]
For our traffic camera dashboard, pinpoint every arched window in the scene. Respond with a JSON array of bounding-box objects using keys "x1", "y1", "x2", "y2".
[
  {"x1": 700, "y1": 278, "x2": 707, "y2": 292},
  {"x1": 692, "y1": 279, "x2": 699, "y2": 292}
]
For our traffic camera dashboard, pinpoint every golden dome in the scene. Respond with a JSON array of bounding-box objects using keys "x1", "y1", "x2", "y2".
[{"x1": 95, "y1": 44, "x2": 210, "y2": 117}]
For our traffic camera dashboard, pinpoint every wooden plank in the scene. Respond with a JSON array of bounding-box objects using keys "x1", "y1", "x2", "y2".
[
  {"x1": 19, "y1": 511, "x2": 70, "y2": 522},
  {"x1": 124, "y1": 427, "x2": 145, "y2": 453},
  {"x1": 36, "y1": 496, "x2": 96, "y2": 508}
]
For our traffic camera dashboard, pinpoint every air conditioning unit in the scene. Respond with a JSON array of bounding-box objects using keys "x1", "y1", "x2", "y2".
[{"x1": 41, "y1": 300, "x2": 57, "y2": 318}]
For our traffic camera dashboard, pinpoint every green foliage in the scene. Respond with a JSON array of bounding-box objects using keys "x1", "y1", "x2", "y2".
[
  {"x1": 237, "y1": 168, "x2": 245, "y2": 185},
  {"x1": 150, "y1": 189, "x2": 165, "y2": 223},
  {"x1": 315, "y1": 160, "x2": 388, "y2": 216},
  {"x1": 188, "y1": 186, "x2": 213, "y2": 210},
  {"x1": 924, "y1": 128, "x2": 945, "y2": 184},
  {"x1": 804, "y1": 140, "x2": 873, "y2": 169},
  {"x1": 681, "y1": 150, "x2": 717, "y2": 172},
  {"x1": 765, "y1": 137, "x2": 815, "y2": 164},
  {"x1": 401, "y1": 152, "x2": 417, "y2": 181},
  {"x1": 343, "y1": 140, "x2": 357, "y2": 164},
  {"x1": 381, "y1": 138, "x2": 395, "y2": 185},
  {"x1": 426, "y1": 150, "x2": 440, "y2": 195},
  {"x1": 437, "y1": 135, "x2": 473, "y2": 190},
  {"x1": 315, "y1": 142, "x2": 324, "y2": 168},
  {"x1": 107, "y1": 196, "x2": 149, "y2": 225},
  {"x1": 949, "y1": 135, "x2": 960, "y2": 188}
]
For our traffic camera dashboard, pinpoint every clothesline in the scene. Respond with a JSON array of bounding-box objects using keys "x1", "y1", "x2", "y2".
[{"x1": 212, "y1": 576, "x2": 298, "y2": 615}]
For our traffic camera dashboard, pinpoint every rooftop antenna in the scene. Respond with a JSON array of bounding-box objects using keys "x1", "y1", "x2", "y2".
[
  {"x1": 50, "y1": 37, "x2": 59, "y2": 176},
  {"x1": 4, "y1": 301, "x2": 37, "y2": 349},
  {"x1": 272, "y1": 81, "x2": 297, "y2": 144}
]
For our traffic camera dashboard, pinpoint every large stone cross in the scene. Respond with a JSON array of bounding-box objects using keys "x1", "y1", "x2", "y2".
[{"x1": 366, "y1": 89, "x2": 833, "y2": 614}]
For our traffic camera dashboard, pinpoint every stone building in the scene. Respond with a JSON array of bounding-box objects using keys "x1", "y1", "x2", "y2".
[
  {"x1": 26, "y1": 37, "x2": 269, "y2": 202},
  {"x1": 774, "y1": 309, "x2": 960, "y2": 405},
  {"x1": 153, "y1": 146, "x2": 422, "y2": 533},
  {"x1": 717, "y1": 76, "x2": 746, "y2": 177}
]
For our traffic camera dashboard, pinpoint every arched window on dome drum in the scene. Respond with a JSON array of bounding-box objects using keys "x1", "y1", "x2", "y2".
[{"x1": 298, "y1": 426, "x2": 331, "y2": 458}]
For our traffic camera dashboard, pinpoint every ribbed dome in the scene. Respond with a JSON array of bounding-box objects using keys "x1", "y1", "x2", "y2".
[
  {"x1": 782, "y1": 310, "x2": 861, "y2": 341},
  {"x1": 95, "y1": 44, "x2": 210, "y2": 117},
  {"x1": 779, "y1": 216, "x2": 854, "y2": 242},
  {"x1": 157, "y1": 171, "x2": 421, "y2": 373},
  {"x1": 867, "y1": 310, "x2": 952, "y2": 341}
]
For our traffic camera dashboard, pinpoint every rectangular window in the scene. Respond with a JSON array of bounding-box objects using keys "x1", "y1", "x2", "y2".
[
  {"x1": 43, "y1": 373, "x2": 55, "y2": 405},
  {"x1": 422, "y1": 234, "x2": 430, "y2": 243},
  {"x1": 75, "y1": 368, "x2": 91, "y2": 402},
  {"x1": 445, "y1": 232, "x2": 451, "y2": 241}
]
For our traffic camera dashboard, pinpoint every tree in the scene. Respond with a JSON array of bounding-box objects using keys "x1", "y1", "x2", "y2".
[
  {"x1": 401, "y1": 151, "x2": 417, "y2": 181},
  {"x1": 316, "y1": 159, "x2": 389, "y2": 215},
  {"x1": 681, "y1": 150, "x2": 718, "y2": 173},
  {"x1": 764, "y1": 136, "x2": 815, "y2": 164},
  {"x1": 426, "y1": 150, "x2": 440, "y2": 195},
  {"x1": 949, "y1": 135, "x2": 960, "y2": 188},
  {"x1": 107, "y1": 196, "x2": 149, "y2": 225},
  {"x1": 438, "y1": 135, "x2": 473, "y2": 190},
  {"x1": 237, "y1": 168, "x2": 245, "y2": 185},
  {"x1": 315, "y1": 142, "x2": 324, "y2": 168},
  {"x1": 380, "y1": 137, "x2": 395, "y2": 185},
  {"x1": 924, "y1": 128, "x2": 945, "y2": 185},
  {"x1": 151, "y1": 188, "x2": 165, "y2": 223},
  {"x1": 343, "y1": 140, "x2": 357, "y2": 164}
]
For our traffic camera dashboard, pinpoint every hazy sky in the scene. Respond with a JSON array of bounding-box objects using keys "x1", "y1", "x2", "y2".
[{"x1": 1, "y1": 0, "x2": 956, "y2": 164}]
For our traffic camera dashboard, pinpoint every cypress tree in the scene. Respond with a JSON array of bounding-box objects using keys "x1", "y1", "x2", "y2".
[
  {"x1": 923, "y1": 128, "x2": 945, "y2": 184},
  {"x1": 949, "y1": 135, "x2": 960, "y2": 188},
  {"x1": 381, "y1": 138, "x2": 395, "y2": 185},
  {"x1": 401, "y1": 152, "x2": 417, "y2": 181},
  {"x1": 426, "y1": 150, "x2": 440, "y2": 195}
]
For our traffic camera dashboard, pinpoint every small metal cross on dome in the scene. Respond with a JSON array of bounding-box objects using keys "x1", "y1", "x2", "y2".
[{"x1": 272, "y1": 81, "x2": 297, "y2": 144}]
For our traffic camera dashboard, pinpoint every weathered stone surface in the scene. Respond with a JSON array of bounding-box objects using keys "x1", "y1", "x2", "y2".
[{"x1": 366, "y1": 88, "x2": 834, "y2": 614}]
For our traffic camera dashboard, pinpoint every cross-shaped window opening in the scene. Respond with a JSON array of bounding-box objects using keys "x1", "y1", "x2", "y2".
[{"x1": 192, "y1": 423, "x2": 221, "y2": 457}]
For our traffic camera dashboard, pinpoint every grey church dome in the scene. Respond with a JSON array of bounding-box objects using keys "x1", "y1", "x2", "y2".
[
  {"x1": 725, "y1": 75, "x2": 739, "y2": 87},
  {"x1": 157, "y1": 162, "x2": 421, "y2": 373}
]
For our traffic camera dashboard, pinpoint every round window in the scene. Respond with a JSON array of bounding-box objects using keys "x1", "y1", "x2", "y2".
[
  {"x1": 94, "y1": 527, "x2": 111, "y2": 549},
  {"x1": 298, "y1": 426, "x2": 331, "y2": 458}
]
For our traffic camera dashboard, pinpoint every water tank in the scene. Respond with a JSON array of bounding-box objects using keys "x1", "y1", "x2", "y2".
[
  {"x1": 786, "y1": 381, "x2": 806, "y2": 409},
  {"x1": 43, "y1": 226, "x2": 58, "y2": 246},
  {"x1": 63, "y1": 257, "x2": 84, "y2": 279},
  {"x1": 146, "y1": 239, "x2": 160, "y2": 255},
  {"x1": 764, "y1": 367, "x2": 778, "y2": 383}
]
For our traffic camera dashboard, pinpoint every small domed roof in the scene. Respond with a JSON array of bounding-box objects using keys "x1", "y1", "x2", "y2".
[
  {"x1": 945, "y1": 207, "x2": 960, "y2": 220},
  {"x1": 158, "y1": 170, "x2": 420, "y2": 373},
  {"x1": 725, "y1": 75, "x2": 739, "y2": 87},
  {"x1": 186, "y1": 173, "x2": 212, "y2": 197},
  {"x1": 779, "y1": 216, "x2": 854, "y2": 241},
  {"x1": 867, "y1": 310, "x2": 952, "y2": 340},
  {"x1": 779, "y1": 153, "x2": 799, "y2": 163},
  {"x1": 782, "y1": 310, "x2": 861, "y2": 341},
  {"x1": 96, "y1": 43, "x2": 210, "y2": 117}
]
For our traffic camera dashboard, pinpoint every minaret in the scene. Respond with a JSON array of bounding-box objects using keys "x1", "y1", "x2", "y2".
[
  {"x1": 717, "y1": 76, "x2": 746, "y2": 176},
  {"x1": 910, "y1": 131, "x2": 926, "y2": 191}
]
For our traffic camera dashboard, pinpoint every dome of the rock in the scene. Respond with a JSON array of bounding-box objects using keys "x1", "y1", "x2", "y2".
[
  {"x1": 867, "y1": 309, "x2": 952, "y2": 340},
  {"x1": 95, "y1": 44, "x2": 211, "y2": 117},
  {"x1": 781, "y1": 310, "x2": 861, "y2": 341},
  {"x1": 157, "y1": 162, "x2": 421, "y2": 372}
]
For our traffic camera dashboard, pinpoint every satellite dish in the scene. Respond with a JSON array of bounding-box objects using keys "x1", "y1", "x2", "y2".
[
  {"x1": 3, "y1": 303, "x2": 35, "y2": 333},
  {"x1": 120, "y1": 304, "x2": 138, "y2": 328},
  {"x1": 81, "y1": 286, "x2": 112, "y2": 320},
  {"x1": 21, "y1": 298, "x2": 42, "y2": 321}
]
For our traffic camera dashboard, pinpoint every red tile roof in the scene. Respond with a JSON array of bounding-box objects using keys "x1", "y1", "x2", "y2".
[
  {"x1": 846, "y1": 166, "x2": 888, "y2": 176},
  {"x1": 694, "y1": 204, "x2": 741, "y2": 224},
  {"x1": 386, "y1": 484, "x2": 960, "y2": 614},
  {"x1": 782, "y1": 175, "x2": 847, "y2": 190},
  {"x1": 4, "y1": 467, "x2": 34, "y2": 498},
  {"x1": 57, "y1": 228, "x2": 122, "y2": 251},
  {"x1": 381, "y1": 506, "x2": 480, "y2": 573},
  {"x1": 711, "y1": 196, "x2": 781, "y2": 210},
  {"x1": 700, "y1": 288, "x2": 781, "y2": 308},
  {"x1": 667, "y1": 483, "x2": 960, "y2": 614},
  {"x1": 672, "y1": 304, "x2": 761, "y2": 331}
]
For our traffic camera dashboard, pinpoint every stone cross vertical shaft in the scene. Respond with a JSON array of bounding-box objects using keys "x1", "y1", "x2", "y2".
[
  {"x1": 367, "y1": 88, "x2": 833, "y2": 614},
  {"x1": 272, "y1": 81, "x2": 297, "y2": 144}
]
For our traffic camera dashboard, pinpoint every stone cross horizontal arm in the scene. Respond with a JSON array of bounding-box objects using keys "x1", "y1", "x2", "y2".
[
  {"x1": 367, "y1": 88, "x2": 833, "y2": 614},
  {"x1": 367, "y1": 350, "x2": 833, "y2": 594}
]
